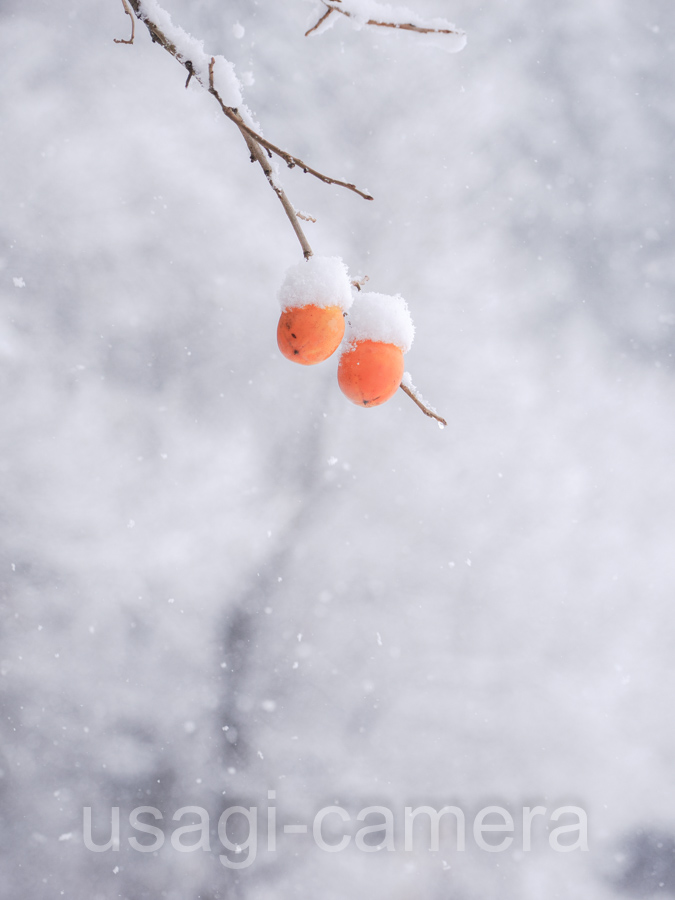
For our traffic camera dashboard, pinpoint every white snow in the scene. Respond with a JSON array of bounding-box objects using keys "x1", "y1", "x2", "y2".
[
  {"x1": 232, "y1": 22, "x2": 245, "y2": 40},
  {"x1": 12, "y1": 276, "x2": 25, "y2": 288},
  {"x1": 345, "y1": 291, "x2": 415, "y2": 352},
  {"x1": 277, "y1": 256, "x2": 353, "y2": 312}
]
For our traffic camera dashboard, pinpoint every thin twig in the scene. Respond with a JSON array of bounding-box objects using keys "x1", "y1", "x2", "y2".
[
  {"x1": 400, "y1": 382, "x2": 447, "y2": 427},
  {"x1": 113, "y1": 0, "x2": 135, "y2": 44},
  {"x1": 319, "y1": 1, "x2": 463, "y2": 36},
  {"x1": 296, "y1": 211, "x2": 317, "y2": 223},
  {"x1": 242, "y1": 134, "x2": 315, "y2": 259},
  {"x1": 305, "y1": 6, "x2": 335, "y2": 37},
  {"x1": 350, "y1": 275, "x2": 369, "y2": 291},
  {"x1": 207, "y1": 95, "x2": 373, "y2": 201}
]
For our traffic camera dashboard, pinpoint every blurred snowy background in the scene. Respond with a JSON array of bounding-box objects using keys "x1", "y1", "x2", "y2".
[{"x1": 1, "y1": 0, "x2": 675, "y2": 897}]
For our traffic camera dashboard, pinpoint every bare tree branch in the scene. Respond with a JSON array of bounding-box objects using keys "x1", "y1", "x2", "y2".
[
  {"x1": 118, "y1": 1, "x2": 314, "y2": 256},
  {"x1": 113, "y1": 0, "x2": 135, "y2": 44},
  {"x1": 310, "y1": 1, "x2": 465, "y2": 38},
  {"x1": 400, "y1": 380, "x2": 447, "y2": 427},
  {"x1": 206, "y1": 91, "x2": 374, "y2": 201},
  {"x1": 216, "y1": 70, "x2": 314, "y2": 260},
  {"x1": 122, "y1": 0, "x2": 371, "y2": 201}
]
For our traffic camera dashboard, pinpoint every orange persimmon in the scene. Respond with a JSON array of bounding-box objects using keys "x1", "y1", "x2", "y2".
[
  {"x1": 337, "y1": 339, "x2": 404, "y2": 407},
  {"x1": 277, "y1": 304, "x2": 345, "y2": 365}
]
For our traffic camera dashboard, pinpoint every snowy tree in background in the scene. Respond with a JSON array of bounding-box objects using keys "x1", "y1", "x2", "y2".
[{"x1": 1, "y1": 1, "x2": 675, "y2": 899}]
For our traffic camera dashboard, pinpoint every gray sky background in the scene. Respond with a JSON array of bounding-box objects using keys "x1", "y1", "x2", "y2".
[{"x1": 1, "y1": 1, "x2": 674, "y2": 898}]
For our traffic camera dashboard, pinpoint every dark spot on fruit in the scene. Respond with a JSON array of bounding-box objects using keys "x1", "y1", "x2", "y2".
[
  {"x1": 293, "y1": 350, "x2": 299, "y2": 355},
  {"x1": 291, "y1": 333, "x2": 297, "y2": 339}
]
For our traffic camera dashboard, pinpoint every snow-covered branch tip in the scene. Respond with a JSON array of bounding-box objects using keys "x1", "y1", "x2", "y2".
[
  {"x1": 400, "y1": 374, "x2": 447, "y2": 427},
  {"x1": 305, "y1": 0, "x2": 466, "y2": 49}
]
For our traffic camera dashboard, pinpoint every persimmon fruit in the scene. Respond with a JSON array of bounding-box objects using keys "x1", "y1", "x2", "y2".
[
  {"x1": 277, "y1": 304, "x2": 345, "y2": 365},
  {"x1": 337, "y1": 339, "x2": 405, "y2": 407}
]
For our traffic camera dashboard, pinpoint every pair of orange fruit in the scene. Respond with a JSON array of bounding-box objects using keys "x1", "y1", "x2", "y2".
[{"x1": 276, "y1": 257, "x2": 414, "y2": 408}]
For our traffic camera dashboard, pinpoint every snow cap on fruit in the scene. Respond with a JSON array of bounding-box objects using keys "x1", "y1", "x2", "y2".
[
  {"x1": 345, "y1": 292, "x2": 415, "y2": 353},
  {"x1": 278, "y1": 256, "x2": 353, "y2": 312}
]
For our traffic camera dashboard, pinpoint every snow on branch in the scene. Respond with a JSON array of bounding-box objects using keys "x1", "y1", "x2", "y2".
[{"x1": 305, "y1": 0, "x2": 466, "y2": 49}]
